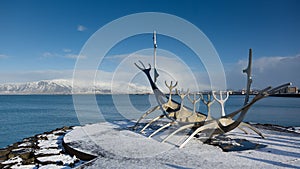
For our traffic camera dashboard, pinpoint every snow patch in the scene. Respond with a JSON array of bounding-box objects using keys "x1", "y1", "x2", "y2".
[
  {"x1": 37, "y1": 154, "x2": 76, "y2": 165},
  {"x1": 1, "y1": 156, "x2": 22, "y2": 164},
  {"x1": 34, "y1": 148, "x2": 61, "y2": 155},
  {"x1": 10, "y1": 164, "x2": 37, "y2": 169},
  {"x1": 38, "y1": 164, "x2": 71, "y2": 169},
  {"x1": 38, "y1": 139, "x2": 60, "y2": 149}
]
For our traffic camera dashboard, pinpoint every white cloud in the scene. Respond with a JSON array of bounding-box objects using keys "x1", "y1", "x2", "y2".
[
  {"x1": 77, "y1": 25, "x2": 87, "y2": 32},
  {"x1": 0, "y1": 70, "x2": 74, "y2": 84},
  {"x1": 63, "y1": 48, "x2": 72, "y2": 53},
  {"x1": 42, "y1": 52, "x2": 59, "y2": 58},
  {"x1": 72, "y1": 49, "x2": 216, "y2": 93},
  {"x1": 226, "y1": 54, "x2": 300, "y2": 89},
  {"x1": 41, "y1": 51, "x2": 85, "y2": 59},
  {"x1": 37, "y1": 49, "x2": 211, "y2": 93},
  {"x1": 65, "y1": 54, "x2": 86, "y2": 59}
]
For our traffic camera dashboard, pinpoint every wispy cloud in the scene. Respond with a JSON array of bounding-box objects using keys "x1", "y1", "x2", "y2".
[
  {"x1": 0, "y1": 54, "x2": 9, "y2": 59},
  {"x1": 41, "y1": 51, "x2": 85, "y2": 59},
  {"x1": 42, "y1": 52, "x2": 59, "y2": 58},
  {"x1": 65, "y1": 54, "x2": 86, "y2": 59},
  {"x1": 63, "y1": 48, "x2": 72, "y2": 53},
  {"x1": 77, "y1": 25, "x2": 87, "y2": 32},
  {"x1": 0, "y1": 70, "x2": 74, "y2": 84}
]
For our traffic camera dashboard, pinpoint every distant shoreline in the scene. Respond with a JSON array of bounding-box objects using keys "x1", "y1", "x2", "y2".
[
  {"x1": 270, "y1": 93, "x2": 300, "y2": 97},
  {"x1": 0, "y1": 93, "x2": 300, "y2": 97}
]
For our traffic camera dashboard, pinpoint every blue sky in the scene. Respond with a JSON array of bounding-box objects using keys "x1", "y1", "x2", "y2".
[{"x1": 0, "y1": 0, "x2": 299, "y2": 89}]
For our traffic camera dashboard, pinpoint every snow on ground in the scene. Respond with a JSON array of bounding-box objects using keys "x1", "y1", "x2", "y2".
[
  {"x1": 38, "y1": 164, "x2": 71, "y2": 169},
  {"x1": 287, "y1": 127, "x2": 300, "y2": 134},
  {"x1": 10, "y1": 164, "x2": 37, "y2": 169},
  {"x1": 37, "y1": 134, "x2": 62, "y2": 149},
  {"x1": 64, "y1": 121, "x2": 300, "y2": 169},
  {"x1": 37, "y1": 154, "x2": 77, "y2": 166},
  {"x1": 1, "y1": 156, "x2": 23, "y2": 165},
  {"x1": 18, "y1": 142, "x2": 32, "y2": 148},
  {"x1": 34, "y1": 148, "x2": 61, "y2": 156}
]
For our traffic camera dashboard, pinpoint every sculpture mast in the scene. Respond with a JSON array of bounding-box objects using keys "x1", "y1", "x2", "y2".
[
  {"x1": 153, "y1": 31, "x2": 159, "y2": 83},
  {"x1": 243, "y1": 48, "x2": 253, "y2": 105}
]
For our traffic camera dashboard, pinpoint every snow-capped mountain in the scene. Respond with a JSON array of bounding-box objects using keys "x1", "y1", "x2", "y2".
[
  {"x1": 0, "y1": 79, "x2": 72, "y2": 94},
  {"x1": 0, "y1": 79, "x2": 151, "y2": 94}
]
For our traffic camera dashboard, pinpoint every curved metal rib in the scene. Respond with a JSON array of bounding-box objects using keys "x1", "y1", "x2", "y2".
[
  {"x1": 149, "y1": 121, "x2": 176, "y2": 138},
  {"x1": 132, "y1": 105, "x2": 160, "y2": 130},
  {"x1": 140, "y1": 114, "x2": 165, "y2": 133},
  {"x1": 239, "y1": 122, "x2": 264, "y2": 138}
]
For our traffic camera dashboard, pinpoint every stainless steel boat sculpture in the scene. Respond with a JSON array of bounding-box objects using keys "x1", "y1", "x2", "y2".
[
  {"x1": 133, "y1": 49, "x2": 261, "y2": 135},
  {"x1": 133, "y1": 59, "x2": 290, "y2": 148}
]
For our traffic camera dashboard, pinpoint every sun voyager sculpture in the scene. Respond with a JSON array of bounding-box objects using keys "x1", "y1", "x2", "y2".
[{"x1": 132, "y1": 32, "x2": 290, "y2": 148}]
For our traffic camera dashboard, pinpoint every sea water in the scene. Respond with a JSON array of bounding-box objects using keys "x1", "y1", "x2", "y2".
[{"x1": 0, "y1": 95, "x2": 299, "y2": 148}]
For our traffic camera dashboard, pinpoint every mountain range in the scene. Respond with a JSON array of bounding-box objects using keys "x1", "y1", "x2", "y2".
[{"x1": 0, "y1": 79, "x2": 151, "y2": 94}]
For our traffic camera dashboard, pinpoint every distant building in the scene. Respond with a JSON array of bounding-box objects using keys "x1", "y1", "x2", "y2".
[
  {"x1": 278, "y1": 86, "x2": 298, "y2": 94},
  {"x1": 240, "y1": 89, "x2": 253, "y2": 95}
]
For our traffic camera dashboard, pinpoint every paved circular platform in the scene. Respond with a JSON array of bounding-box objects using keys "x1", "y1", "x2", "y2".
[{"x1": 63, "y1": 121, "x2": 300, "y2": 169}]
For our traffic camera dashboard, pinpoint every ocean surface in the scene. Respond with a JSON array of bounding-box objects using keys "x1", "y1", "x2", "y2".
[{"x1": 0, "y1": 94, "x2": 299, "y2": 148}]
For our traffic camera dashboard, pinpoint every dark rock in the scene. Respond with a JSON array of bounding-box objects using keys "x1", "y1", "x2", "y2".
[
  {"x1": 54, "y1": 131, "x2": 66, "y2": 136},
  {"x1": 44, "y1": 131, "x2": 52, "y2": 135},
  {"x1": 8, "y1": 148, "x2": 33, "y2": 160},
  {"x1": 22, "y1": 157, "x2": 35, "y2": 165},
  {"x1": 22, "y1": 137, "x2": 36, "y2": 143},
  {"x1": 36, "y1": 158, "x2": 57, "y2": 165},
  {"x1": 8, "y1": 152, "x2": 16, "y2": 159},
  {"x1": 19, "y1": 152, "x2": 31, "y2": 160},
  {"x1": 19, "y1": 151, "x2": 34, "y2": 161},
  {"x1": 11, "y1": 142, "x2": 20, "y2": 149},
  {"x1": 37, "y1": 135, "x2": 48, "y2": 140},
  {"x1": 56, "y1": 160, "x2": 63, "y2": 165},
  {"x1": 0, "y1": 155, "x2": 8, "y2": 161},
  {"x1": 62, "y1": 126, "x2": 72, "y2": 131},
  {"x1": 0, "y1": 149, "x2": 10, "y2": 157}
]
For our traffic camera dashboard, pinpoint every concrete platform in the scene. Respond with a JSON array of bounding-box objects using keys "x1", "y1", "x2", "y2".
[{"x1": 63, "y1": 121, "x2": 300, "y2": 169}]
